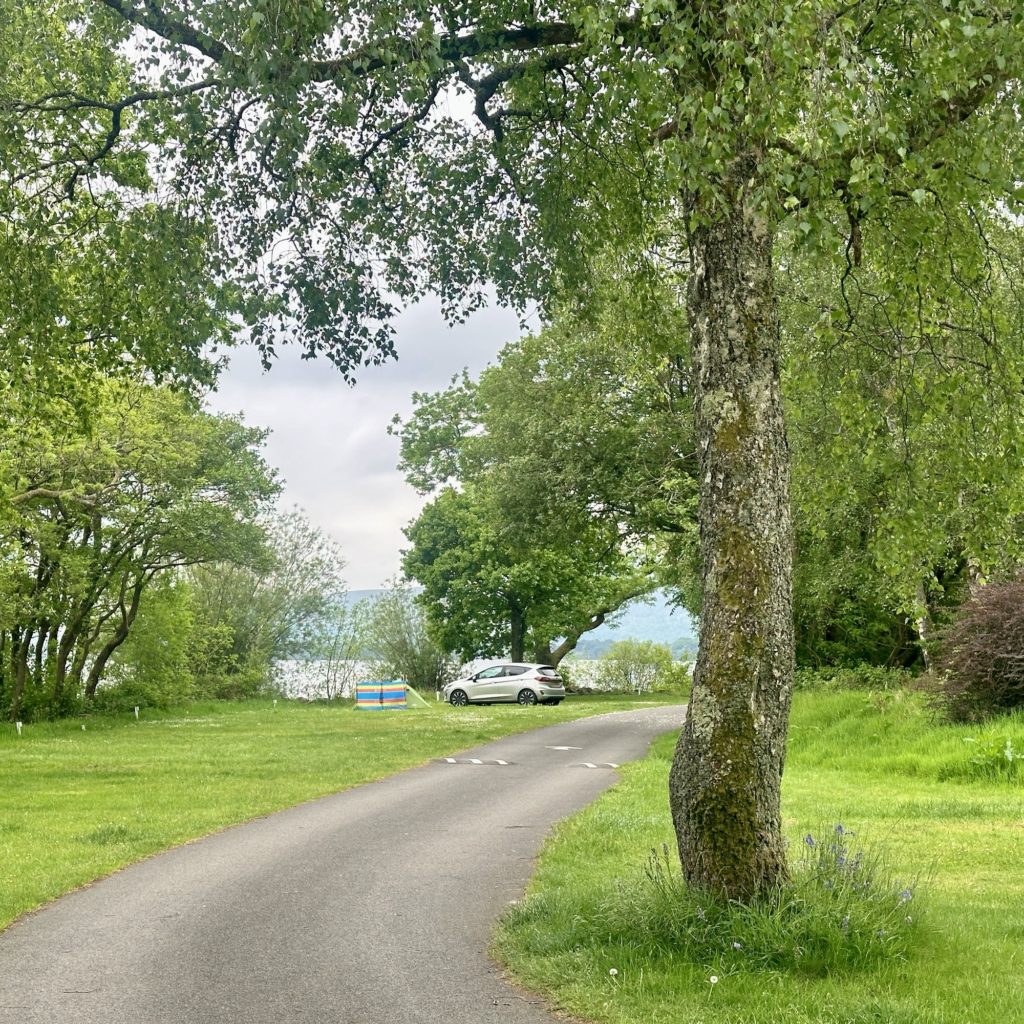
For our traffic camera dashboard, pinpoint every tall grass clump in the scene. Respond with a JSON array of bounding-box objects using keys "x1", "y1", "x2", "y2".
[
  {"x1": 504, "y1": 824, "x2": 920, "y2": 980},
  {"x1": 937, "y1": 734, "x2": 1024, "y2": 782}
]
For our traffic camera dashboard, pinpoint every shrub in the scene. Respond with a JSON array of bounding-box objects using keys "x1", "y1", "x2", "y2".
[
  {"x1": 597, "y1": 640, "x2": 677, "y2": 694},
  {"x1": 934, "y1": 580, "x2": 1024, "y2": 723},
  {"x1": 793, "y1": 664, "x2": 912, "y2": 693},
  {"x1": 364, "y1": 583, "x2": 455, "y2": 691}
]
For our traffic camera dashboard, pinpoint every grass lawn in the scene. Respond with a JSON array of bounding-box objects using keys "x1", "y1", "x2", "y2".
[
  {"x1": 494, "y1": 688, "x2": 1024, "y2": 1024},
  {"x1": 0, "y1": 692, "x2": 680, "y2": 932}
]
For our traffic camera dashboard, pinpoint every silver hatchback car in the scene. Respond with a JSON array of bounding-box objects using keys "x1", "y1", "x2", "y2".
[{"x1": 443, "y1": 662, "x2": 565, "y2": 706}]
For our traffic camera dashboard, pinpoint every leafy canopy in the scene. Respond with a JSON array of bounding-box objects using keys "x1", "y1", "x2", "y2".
[{"x1": 8, "y1": 2, "x2": 1019, "y2": 373}]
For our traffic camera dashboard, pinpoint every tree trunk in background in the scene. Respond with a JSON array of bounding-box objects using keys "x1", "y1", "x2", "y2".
[
  {"x1": 10, "y1": 628, "x2": 31, "y2": 722},
  {"x1": 915, "y1": 579, "x2": 933, "y2": 671},
  {"x1": 668, "y1": 190, "x2": 795, "y2": 900},
  {"x1": 85, "y1": 579, "x2": 146, "y2": 699},
  {"x1": 509, "y1": 604, "x2": 526, "y2": 662}
]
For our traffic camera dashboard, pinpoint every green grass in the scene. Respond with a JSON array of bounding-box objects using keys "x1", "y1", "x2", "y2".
[
  {"x1": 0, "y1": 693, "x2": 676, "y2": 931},
  {"x1": 494, "y1": 690, "x2": 1024, "y2": 1024}
]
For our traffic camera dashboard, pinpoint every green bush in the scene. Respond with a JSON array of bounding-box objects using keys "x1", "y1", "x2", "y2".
[
  {"x1": 364, "y1": 583, "x2": 454, "y2": 692},
  {"x1": 597, "y1": 640, "x2": 678, "y2": 694},
  {"x1": 793, "y1": 664, "x2": 913, "y2": 693},
  {"x1": 197, "y1": 664, "x2": 274, "y2": 701},
  {"x1": 653, "y1": 659, "x2": 692, "y2": 696}
]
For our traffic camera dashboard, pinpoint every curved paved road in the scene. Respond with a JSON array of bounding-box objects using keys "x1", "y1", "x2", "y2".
[{"x1": 0, "y1": 705, "x2": 683, "y2": 1024}]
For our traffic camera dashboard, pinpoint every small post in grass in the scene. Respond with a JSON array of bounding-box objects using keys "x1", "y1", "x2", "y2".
[
  {"x1": 15, "y1": 721, "x2": 22, "y2": 736},
  {"x1": 134, "y1": 706, "x2": 139, "y2": 720}
]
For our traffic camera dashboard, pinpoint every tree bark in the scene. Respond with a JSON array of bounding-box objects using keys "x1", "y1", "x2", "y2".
[
  {"x1": 84, "y1": 578, "x2": 146, "y2": 699},
  {"x1": 509, "y1": 603, "x2": 526, "y2": 662},
  {"x1": 668, "y1": 190, "x2": 794, "y2": 900},
  {"x1": 10, "y1": 627, "x2": 32, "y2": 723},
  {"x1": 914, "y1": 579, "x2": 933, "y2": 671}
]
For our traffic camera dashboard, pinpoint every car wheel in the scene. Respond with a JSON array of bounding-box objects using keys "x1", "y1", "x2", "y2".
[
  {"x1": 449, "y1": 689, "x2": 469, "y2": 707},
  {"x1": 516, "y1": 689, "x2": 538, "y2": 706}
]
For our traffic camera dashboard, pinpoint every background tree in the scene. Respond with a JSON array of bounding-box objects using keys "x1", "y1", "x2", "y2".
[
  {"x1": 362, "y1": 583, "x2": 454, "y2": 692},
  {"x1": 185, "y1": 508, "x2": 348, "y2": 698},
  {"x1": 298, "y1": 597, "x2": 373, "y2": 701},
  {"x1": 783, "y1": 210, "x2": 1024, "y2": 668},
  {"x1": 398, "y1": 277, "x2": 692, "y2": 664},
  {"x1": 0, "y1": 379, "x2": 276, "y2": 720},
  {"x1": 404, "y1": 484, "x2": 654, "y2": 665}
]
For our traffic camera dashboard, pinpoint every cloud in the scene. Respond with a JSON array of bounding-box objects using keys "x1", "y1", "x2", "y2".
[{"x1": 206, "y1": 296, "x2": 522, "y2": 588}]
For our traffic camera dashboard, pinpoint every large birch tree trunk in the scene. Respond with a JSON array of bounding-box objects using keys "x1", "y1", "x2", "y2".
[{"x1": 668, "y1": 189, "x2": 795, "y2": 900}]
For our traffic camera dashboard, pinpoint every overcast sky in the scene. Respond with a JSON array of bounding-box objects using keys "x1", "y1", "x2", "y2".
[{"x1": 205, "y1": 298, "x2": 525, "y2": 589}]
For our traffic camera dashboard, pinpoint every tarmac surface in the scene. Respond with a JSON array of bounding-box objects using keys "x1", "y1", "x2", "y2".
[{"x1": 0, "y1": 704, "x2": 684, "y2": 1024}]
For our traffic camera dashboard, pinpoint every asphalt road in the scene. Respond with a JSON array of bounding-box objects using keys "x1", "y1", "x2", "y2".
[{"x1": 0, "y1": 705, "x2": 684, "y2": 1024}]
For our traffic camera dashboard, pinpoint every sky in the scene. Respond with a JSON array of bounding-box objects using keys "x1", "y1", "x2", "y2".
[{"x1": 205, "y1": 298, "x2": 525, "y2": 589}]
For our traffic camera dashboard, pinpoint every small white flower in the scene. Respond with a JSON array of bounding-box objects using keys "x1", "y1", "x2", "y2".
[
  {"x1": 732, "y1": 942, "x2": 743, "y2": 950},
  {"x1": 608, "y1": 968, "x2": 618, "y2": 977},
  {"x1": 709, "y1": 975, "x2": 719, "y2": 985}
]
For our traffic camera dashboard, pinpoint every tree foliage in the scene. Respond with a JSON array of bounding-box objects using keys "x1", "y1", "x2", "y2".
[
  {"x1": 397, "y1": 281, "x2": 691, "y2": 663},
  {"x1": 0, "y1": 4, "x2": 235, "y2": 399},
  {"x1": 0, "y1": 378, "x2": 277, "y2": 720},
  {"x1": 100, "y1": 576, "x2": 203, "y2": 711},
  {"x1": 183, "y1": 508, "x2": 348, "y2": 697}
]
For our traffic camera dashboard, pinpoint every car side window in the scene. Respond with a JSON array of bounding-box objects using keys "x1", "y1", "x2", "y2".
[
  {"x1": 503, "y1": 666, "x2": 527, "y2": 676},
  {"x1": 476, "y1": 667, "x2": 503, "y2": 679}
]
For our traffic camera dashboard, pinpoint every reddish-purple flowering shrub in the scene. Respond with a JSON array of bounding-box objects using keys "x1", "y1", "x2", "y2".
[{"x1": 934, "y1": 579, "x2": 1024, "y2": 723}]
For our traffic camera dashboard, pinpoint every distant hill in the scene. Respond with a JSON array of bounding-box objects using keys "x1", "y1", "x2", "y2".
[
  {"x1": 344, "y1": 588, "x2": 697, "y2": 660},
  {"x1": 573, "y1": 591, "x2": 697, "y2": 659}
]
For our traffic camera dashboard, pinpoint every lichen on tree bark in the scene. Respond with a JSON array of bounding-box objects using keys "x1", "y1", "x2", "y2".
[{"x1": 669, "y1": 182, "x2": 795, "y2": 900}]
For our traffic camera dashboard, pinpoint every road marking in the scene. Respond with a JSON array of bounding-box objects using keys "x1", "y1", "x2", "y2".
[
  {"x1": 438, "y1": 758, "x2": 512, "y2": 766},
  {"x1": 546, "y1": 745, "x2": 581, "y2": 750},
  {"x1": 577, "y1": 762, "x2": 619, "y2": 769}
]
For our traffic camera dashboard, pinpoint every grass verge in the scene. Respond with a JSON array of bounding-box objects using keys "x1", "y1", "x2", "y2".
[
  {"x1": 494, "y1": 689, "x2": 1024, "y2": 1024},
  {"x1": 0, "y1": 692, "x2": 677, "y2": 931}
]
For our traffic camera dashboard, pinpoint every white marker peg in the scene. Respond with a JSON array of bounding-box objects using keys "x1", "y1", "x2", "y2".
[
  {"x1": 15, "y1": 721, "x2": 22, "y2": 736},
  {"x1": 134, "y1": 706, "x2": 139, "y2": 719}
]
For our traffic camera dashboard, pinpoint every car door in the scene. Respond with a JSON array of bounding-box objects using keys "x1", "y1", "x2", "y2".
[
  {"x1": 494, "y1": 665, "x2": 528, "y2": 701},
  {"x1": 469, "y1": 665, "x2": 505, "y2": 701}
]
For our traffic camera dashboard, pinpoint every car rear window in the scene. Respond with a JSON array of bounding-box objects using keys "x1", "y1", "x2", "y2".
[{"x1": 537, "y1": 666, "x2": 559, "y2": 678}]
